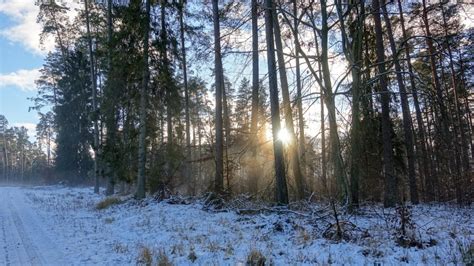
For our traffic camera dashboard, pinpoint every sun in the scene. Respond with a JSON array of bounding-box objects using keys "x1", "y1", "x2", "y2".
[
  {"x1": 277, "y1": 127, "x2": 291, "y2": 145},
  {"x1": 264, "y1": 126, "x2": 292, "y2": 145}
]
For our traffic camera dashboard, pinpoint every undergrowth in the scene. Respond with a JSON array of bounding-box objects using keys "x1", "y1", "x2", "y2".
[{"x1": 95, "y1": 197, "x2": 122, "y2": 210}]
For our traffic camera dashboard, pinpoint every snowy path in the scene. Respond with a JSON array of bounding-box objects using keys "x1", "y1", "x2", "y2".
[{"x1": 0, "y1": 187, "x2": 66, "y2": 266}]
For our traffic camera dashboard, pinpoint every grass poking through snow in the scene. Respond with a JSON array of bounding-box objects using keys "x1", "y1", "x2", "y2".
[{"x1": 95, "y1": 197, "x2": 122, "y2": 210}]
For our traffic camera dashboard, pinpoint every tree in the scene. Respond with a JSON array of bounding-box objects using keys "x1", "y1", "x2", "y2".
[
  {"x1": 37, "y1": 0, "x2": 70, "y2": 58},
  {"x1": 0, "y1": 115, "x2": 9, "y2": 180},
  {"x1": 335, "y1": 0, "x2": 365, "y2": 208},
  {"x1": 212, "y1": 0, "x2": 225, "y2": 194},
  {"x1": 29, "y1": 0, "x2": 473, "y2": 206},
  {"x1": 0, "y1": 117, "x2": 47, "y2": 183},
  {"x1": 37, "y1": 49, "x2": 93, "y2": 182},
  {"x1": 381, "y1": 2, "x2": 418, "y2": 204},
  {"x1": 179, "y1": 0, "x2": 192, "y2": 192},
  {"x1": 372, "y1": 0, "x2": 398, "y2": 207},
  {"x1": 136, "y1": 0, "x2": 151, "y2": 199},
  {"x1": 103, "y1": 0, "x2": 119, "y2": 196},
  {"x1": 420, "y1": 0, "x2": 455, "y2": 202},
  {"x1": 273, "y1": 3, "x2": 305, "y2": 200},
  {"x1": 248, "y1": 0, "x2": 261, "y2": 194},
  {"x1": 264, "y1": 0, "x2": 288, "y2": 204},
  {"x1": 396, "y1": 0, "x2": 432, "y2": 202},
  {"x1": 321, "y1": 0, "x2": 347, "y2": 199},
  {"x1": 84, "y1": 0, "x2": 101, "y2": 194},
  {"x1": 292, "y1": 0, "x2": 306, "y2": 181},
  {"x1": 440, "y1": 4, "x2": 471, "y2": 204},
  {"x1": 36, "y1": 111, "x2": 55, "y2": 167}
]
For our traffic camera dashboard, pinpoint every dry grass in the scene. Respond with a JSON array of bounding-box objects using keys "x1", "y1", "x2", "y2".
[
  {"x1": 297, "y1": 229, "x2": 311, "y2": 245},
  {"x1": 247, "y1": 249, "x2": 266, "y2": 266},
  {"x1": 460, "y1": 241, "x2": 473, "y2": 265},
  {"x1": 95, "y1": 197, "x2": 122, "y2": 210},
  {"x1": 157, "y1": 249, "x2": 172, "y2": 266},
  {"x1": 104, "y1": 217, "x2": 115, "y2": 224},
  {"x1": 188, "y1": 248, "x2": 197, "y2": 263},
  {"x1": 136, "y1": 246, "x2": 173, "y2": 266},
  {"x1": 137, "y1": 246, "x2": 153, "y2": 266},
  {"x1": 112, "y1": 241, "x2": 129, "y2": 254}
]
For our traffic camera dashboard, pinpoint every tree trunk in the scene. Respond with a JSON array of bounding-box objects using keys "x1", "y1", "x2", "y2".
[
  {"x1": 441, "y1": 6, "x2": 470, "y2": 204},
  {"x1": 212, "y1": 0, "x2": 224, "y2": 193},
  {"x1": 421, "y1": 0, "x2": 453, "y2": 184},
  {"x1": 179, "y1": 0, "x2": 192, "y2": 193},
  {"x1": 47, "y1": 129, "x2": 51, "y2": 167},
  {"x1": 335, "y1": 0, "x2": 364, "y2": 208},
  {"x1": 264, "y1": 0, "x2": 288, "y2": 204},
  {"x1": 2, "y1": 121, "x2": 8, "y2": 181},
  {"x1": 223, "y1": 83, "x2": 231, "y2": 190},
  {"x1": 104, "y1": 0, "x2": 116, "y2": 196},
  {"x1": 397, "y1": 0, "x2": 431, "y2": 202},
  {"x1": 321, "y1": 0, "x2": 347, "y2": 198},
  {"x1": 373, "y1": 0, "x2": 398, "y2": 207},
  {"x1": 457, "y1": 47, "x2": 474, "y2": 159},
  {"x1": 136, "y1": 0, "x2": 151, "y2": 199},
  {"x1": 350, "y1": 6, "x2": 364, "y2": 209},
  {"x1": 161, "y1": 0, "x2": 173, "y2": 182},
  {"x1": 381, "y1": 3, "x2": 418, "y2": 204},
  {"x1": 248, "y1": 0, "x2": 260, "y2": 195},
  {"x1": 293, "y1": 0, "x2": 306, "y2": 181},
  {"x1": 424, "y1": 98, "x2": 440, "y2": 199},
  {"x1": 272, "y1": 5, "x2": 305, "y2": 200},
  {"x1": 84, "y1": 0, "x2": 100, "y2": 194},
  {"x1": 321, "y1": 92, "x2": 327, "y2": 192},
  {"x1": 4, "y1": 134, "x2": 8, "y2": 182}
]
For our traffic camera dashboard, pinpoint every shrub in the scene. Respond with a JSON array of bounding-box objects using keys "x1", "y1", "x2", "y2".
[{"x1": 394, "y1": 204, "x2": 422, "y2": 248}]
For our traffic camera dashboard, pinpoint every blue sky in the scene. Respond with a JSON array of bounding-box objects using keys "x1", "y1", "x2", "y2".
[
  {"x1": 0, "y1": 2, "x2": 52, "y2": 140},
  {"x1": 0, "y1": 19, "x2": 44, "y2": 125}
]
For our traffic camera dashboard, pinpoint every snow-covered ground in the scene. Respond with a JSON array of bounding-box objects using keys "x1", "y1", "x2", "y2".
[{"x1": 0, "y1": 186, "x2": 472, "y2": 265}]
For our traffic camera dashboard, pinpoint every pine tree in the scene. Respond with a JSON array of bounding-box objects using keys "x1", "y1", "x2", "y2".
[
  {"x1": 264, "y1": 0, "x2": 288, "y2": 204},
  {"x1": 212, "y1": 0, "x2": 225, "y2": 194}
]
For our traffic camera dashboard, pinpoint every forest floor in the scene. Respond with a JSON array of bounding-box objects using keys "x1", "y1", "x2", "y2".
[{"x1": 0, "y1": 185, "x2": 472, "y2": 265}]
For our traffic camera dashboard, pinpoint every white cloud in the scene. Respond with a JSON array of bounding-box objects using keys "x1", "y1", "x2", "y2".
[
  {"x1": 0, "y1": 0, "x2": 81, "y2": 55},
  {"x1": 0, "y1": 1, "x2": 54, "y2": 55},
  {"x1": 0, "y1": 68, "x2": 40, "y2": 91}
]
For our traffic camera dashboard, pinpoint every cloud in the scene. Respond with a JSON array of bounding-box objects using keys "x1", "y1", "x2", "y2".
[
  {"x1": 0, "y1": 0, "x2": 81, "y2": 56},
  {"x1": 0, "y1": 1, "x2": 54, "y2": 55},
  {"x1": 0, "y1": 68, "x2": 41, "y2": 91}
]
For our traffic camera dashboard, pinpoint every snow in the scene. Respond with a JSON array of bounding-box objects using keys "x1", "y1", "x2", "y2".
[{"x1": 0, "y1": 186, "x2": 472, "y2": 265}]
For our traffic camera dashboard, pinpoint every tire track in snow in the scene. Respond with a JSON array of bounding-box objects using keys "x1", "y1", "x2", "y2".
[
  {"x1": 1, "y1": 212, "x2": 11, "y2": 266},
  {"x1": 7, "y1": 202, "x2": 45, "y2": 265},
  {"x1": 1, "y1": 187, "x2": 66, "y2": 266}
]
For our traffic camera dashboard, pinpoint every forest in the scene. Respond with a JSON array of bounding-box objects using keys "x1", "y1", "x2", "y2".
[
  {"x1": 0, "y1": 0, "x2": 474, "y2": 266},
  {"x1": 2, "y1": 0, "x2": 470, "y2": 206},
  {"x1": 0, "y1": 0, "x2": 472, "y2": 263}
]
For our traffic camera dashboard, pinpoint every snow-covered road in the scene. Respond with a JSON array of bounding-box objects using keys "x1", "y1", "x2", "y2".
[{"x1": 0, "y1": 187, "x2": 66, "y2": 266}]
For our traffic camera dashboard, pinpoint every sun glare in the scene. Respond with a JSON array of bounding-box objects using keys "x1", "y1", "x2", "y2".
[
  {"x1": 277, "y1": 127, "x2": 291, "y2": 144},
  {"x1": 265, "y1": 127, "x2": 292, "y2": 144}
]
